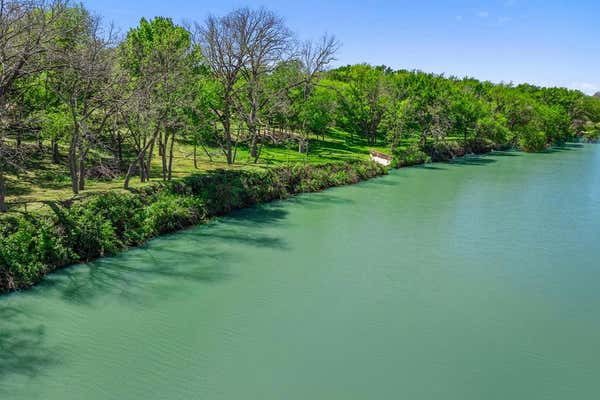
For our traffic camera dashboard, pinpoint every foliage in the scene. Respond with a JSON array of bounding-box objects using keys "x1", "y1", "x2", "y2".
[
  {"x1": 2, "y1": 1, "x2": 600, "y2": 293},
  {"x1": 3, "y1": 2, "x2": 600, "y2": 213},
  {"x1": 393, "y1": 144, "x2": 431, "y2": 167},
  {"x1": 0, "y1": 160, "x2": 386, "y2": 292}
]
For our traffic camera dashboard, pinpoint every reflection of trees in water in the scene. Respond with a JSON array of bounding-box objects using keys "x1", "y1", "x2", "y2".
[
  {"x1": 0, "y1": 305, "x2": 59, "y2": 388},
  {"x1": 38, "y1": 203, "x2": 290, "y2": 307}
]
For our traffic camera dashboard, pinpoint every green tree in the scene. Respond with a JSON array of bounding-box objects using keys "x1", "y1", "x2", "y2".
[
  {"x1": 119, "y1": 17, "x2": 196, "y2": 185},
  {"x1": 330, "y1": 64, "x2": 392, "y2": 145}
]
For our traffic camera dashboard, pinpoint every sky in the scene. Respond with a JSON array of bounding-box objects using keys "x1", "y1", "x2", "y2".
[{"x1": 83, "y1": 0, "x2": 599, "y2": 94}]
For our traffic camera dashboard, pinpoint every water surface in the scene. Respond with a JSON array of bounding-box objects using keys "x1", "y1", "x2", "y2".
[{"x1": 2, "y1": 144, "x2": 600, "y2": 399}]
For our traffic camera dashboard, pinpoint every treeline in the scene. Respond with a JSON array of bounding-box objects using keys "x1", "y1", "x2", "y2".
[
  {"x1": 322, "y1": 65, "x2": 600, "y2": 153},
  {"x1": 0, "y1": 1, "x2": 340, "y2": 212},
  {"x1": 2, "y1": 1, "x2": 600, "y2": 213}
]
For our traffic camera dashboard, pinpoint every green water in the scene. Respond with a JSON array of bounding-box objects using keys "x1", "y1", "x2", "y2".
[{"x1": 2, "y1": 145, "x2": 600, "y2": 399}]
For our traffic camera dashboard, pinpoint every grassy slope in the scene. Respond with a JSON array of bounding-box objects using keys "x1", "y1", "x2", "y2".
[{"x1": 5, "y1": 129, "x2": 396, "y2": 212}]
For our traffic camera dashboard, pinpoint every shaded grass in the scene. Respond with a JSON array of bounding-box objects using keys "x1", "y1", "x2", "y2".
[{"x1": 4, "y1": 129, "x2": 397, "y2": 213}]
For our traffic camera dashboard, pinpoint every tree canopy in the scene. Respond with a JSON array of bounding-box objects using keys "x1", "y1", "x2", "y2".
[{"x1": 1, "y1": 1, "x2": 599, "y2": 212}]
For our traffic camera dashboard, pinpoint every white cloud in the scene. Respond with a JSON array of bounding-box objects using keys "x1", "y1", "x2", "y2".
[
  {"x1": 478, "y1": 11, "x2": 490, "y2": 18},
  {"x1": 569, "y1": 82, "x2": 600, "y2": 95}
]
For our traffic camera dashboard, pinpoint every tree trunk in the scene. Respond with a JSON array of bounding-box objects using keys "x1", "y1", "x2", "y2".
[
  {"x1": 420, "y1": 130, "x2": 427, "y2": 147},
  {"x1": 124, "y1": 150, "x2": 146, "y2": 190},
  {"x1": 252, "y1": 127, "x2": 262, "y2": 163},
  {"x1": 37, "y1": 132, "x2": 43, "y2": 152},
  {"x1": 144, "y1": 159, "x2": 150, "y2": 181},
  {"x1": 69, "y1": 130, "x2": 79, "y2": 195},
  {"x1": 193, "y1": 139, "x2": 198, "y2": 169},
  {"x1": 249, "y1": 126, "x2": 259, "y2": 159},
  {"x1": 78, "y1": 155, "x2": 85, "y2": 191},
  {"x1": 125, "y1": 150, "x2": 143, "y2": 190},
  {"x1": 117, "y1": 133, "x2": 123, "y2": 165},
  {"x1": 158, "y1": 131, "x2": 164, "y2": 157},
  {"x1": 52, "y1": 139, "x2": 60, "y2": 164},
  {"x1": 0, "y1": 169, "x2": 7, "y2": 213},
  {"x1": 160, "y1": 129, "x2": 169, "y2": 181},
  {"x1": 146, "y1": 142, "x2": 154, "y2": 181},
  {"x1": 139, "y1": 156, "x2": 146, "y2": 183},
  {"x1": 223, "y1": 98, "x2": 233, "y2": 164},
  {"x1": 124, "y1": 129, "x2": 159, "y2": 189},
  {"x1": 167, "y1": 130, "x2": 175, "y2": 180}
]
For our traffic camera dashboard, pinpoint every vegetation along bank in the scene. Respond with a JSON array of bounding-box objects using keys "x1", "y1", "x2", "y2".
[
  {"x1": 0, "y1": 162, "x2": 386, "y2": 293},
  {"x1": 1, "y1": 1, "x2": 600, "y2": 293}
]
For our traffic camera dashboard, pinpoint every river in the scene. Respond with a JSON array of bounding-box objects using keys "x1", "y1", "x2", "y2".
[{"x1": 2, "y1": 144, "x2": 600, "y2": 399}]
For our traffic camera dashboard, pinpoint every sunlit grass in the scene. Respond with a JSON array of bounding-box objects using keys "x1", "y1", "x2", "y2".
[{"x1": 5, "y1": 129, "x2": 398, "y2": 213}]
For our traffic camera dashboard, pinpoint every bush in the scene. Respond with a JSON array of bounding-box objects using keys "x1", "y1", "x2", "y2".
[
  {"x1": 144, "y1": 194, "x2": 205, "y2": 235},
  {"x1": 466, "y1": 138, "x2": 497, "y2": 154},
  {"x1": 394, "y1": 144, "x2": 431, "y2": 167},
  {"x1": 0, "y1": 216, "x2": 73, "y2": 289},
  {"x1": 583, "y1": 122, "x2": 600, "y2": 143},
  {"x1": 424, "y1": 141, "x2": 465, "y2": 162},
  {"x1": 0, "y1": 160, "x2": 386, "y2": 293},
  {"x1": 519, "y1": 130, "x2": 547, "y2": 152}
]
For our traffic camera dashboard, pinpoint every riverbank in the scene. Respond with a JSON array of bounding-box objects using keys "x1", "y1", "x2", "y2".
[
  {"x1": 0, "y1": 161, "x2": 387, "y2": 293},
  {"x1": 0, "y1": 139, "x2": 589, "y2": 294},
  {"x1": 4, "y1": 144, "x2": 599, "y2": 400}
]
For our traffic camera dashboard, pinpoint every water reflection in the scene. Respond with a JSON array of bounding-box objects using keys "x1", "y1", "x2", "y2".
[{"x1": 0, "y1": 306, "x2": 59, "y2": 384}]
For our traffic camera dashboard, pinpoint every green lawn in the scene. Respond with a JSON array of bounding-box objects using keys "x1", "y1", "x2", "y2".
[{"x1": 5, "y1": 129, "x2": 396, "y2": 213}]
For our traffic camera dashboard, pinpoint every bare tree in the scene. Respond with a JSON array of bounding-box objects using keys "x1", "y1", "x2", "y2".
[
  {"x1": 0, "y1": 126, "x2": 19, "y2": 212},
  {"x1": 197, "y1": 9, "x2": 339, "y2": 163},
  {"x1": 0, "y1": 0, "x2": 69, "y2": 211},
  {"x1": 0, "y1": 1, "x2": 68, "y2": 106},
  {"x1": 232, "y1": 8, "x2": 292, "y2": 160},
  {"x1": 296, "y1": 34, "x2": 340, "y2": 152},
  {"x1": 195, "y1": 11, "x2": 248, "y2": 164},
  {"x1": 120, "y1": 85, "x2": 161, "y2": 188},
  {"x1": 300, "y1": 35, "x2": 340, "y2": 88}
]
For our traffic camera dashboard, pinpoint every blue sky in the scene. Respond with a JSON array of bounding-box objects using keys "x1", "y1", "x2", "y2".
[{"x1": 84, "y1": 0, "x2": 599, "y2": 94}]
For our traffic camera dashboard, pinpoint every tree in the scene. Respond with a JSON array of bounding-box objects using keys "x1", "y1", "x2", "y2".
[
  {"x1": 294, "y1": 35, "x2": 340, "y2": 150},
  {"x1": 196, "y1": 9, "x2": 338, "y2": 162},
  {"x1": 330, "y1": 64, "x2": 392, "y2": 145},
  {"x1": 119, "y1": 17, "x2": 196, "y2": 186},
  {"x1": 297, "y1": 84, "x2": 336, "y2": 140},
  {"x1": 235, "y1": 8, "x2": 292, "y2": 160},
  {"x1": 0, "y1": 0, "x2": 68, "y2": 107},
  {"x1": 196, "y1": 11, "x2": 247, "y2": 164},
  {"x1": 397, "y1": 73, "x2": 453, "y2": 146},
  {"x1": 0, "y1": 0, "x2": 68, "y2": 211},
  {"x1": 48, "y1": 7, "x2": 119, "y2": 194}
]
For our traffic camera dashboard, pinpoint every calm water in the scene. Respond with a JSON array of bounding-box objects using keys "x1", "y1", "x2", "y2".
[{"x1": 2, "y1": 145, "x2": 600, "y2": 399}]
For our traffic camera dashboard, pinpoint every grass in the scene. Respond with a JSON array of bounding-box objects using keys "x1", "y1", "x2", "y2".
[{"x1": 4, "y1": 128, "x2": 397, "y2": 213}]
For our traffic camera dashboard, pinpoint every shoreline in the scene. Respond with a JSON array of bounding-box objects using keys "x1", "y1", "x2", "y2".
[
  {"x1": 1, "y1": 141, "x2": 588, "y2": 296},
  {"x1": 0, "y1": 161, "x2": 387, "y2": 294}
]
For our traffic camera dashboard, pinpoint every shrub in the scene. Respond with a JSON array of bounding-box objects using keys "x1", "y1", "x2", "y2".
[
  {"x1": 0, "y1": 217, "x2": 73, "y2": 289},
  {"x1": 466, "y1": 138, "x2": 497, "y2": 154},
  {"x1": 0, "y1": 160, "x2": 386, "y2": 293},
  {"x1": 424, "y1": 141, "x2": 465, "y2": 162},
  {"x1": 519, "y1": 130, "x2": 548, "y2": 152},
  {"x1": 144, "y1": 194, "x2": 205, "y2": 235},
  {"x1": 583, "y1": 122, "x2": 600, "y2": 143},
  {"x1": 394, "y1": 144, "x2": 431, "y2": 167},
  {"x1": 78, "y1": 192, "x2": 148, "y2": 245},
  {"x1": 68, "y1": 206, "x2": 121, "y2": 259}
]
